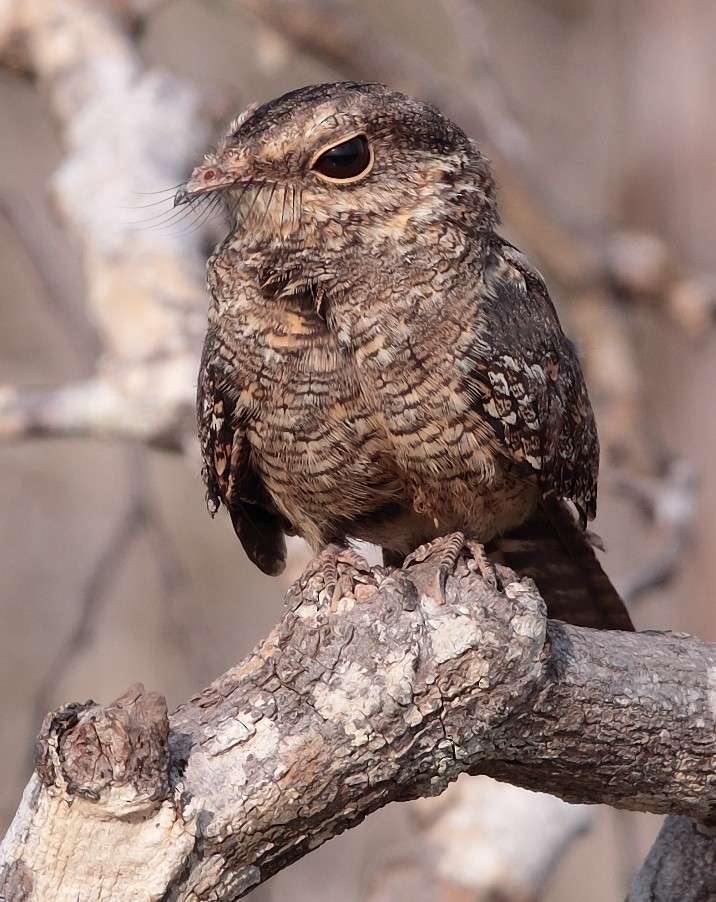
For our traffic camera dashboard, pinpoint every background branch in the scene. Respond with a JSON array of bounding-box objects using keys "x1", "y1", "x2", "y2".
[
  {"x1": 627, "y1": 816, "x2": 716, "y2": 901},
  {"x1": 0, "y1": 0, "x2": 214, "y2": 448},
  {"x1": 366, "y1": 777, "x2": 593, "y2": 902}
]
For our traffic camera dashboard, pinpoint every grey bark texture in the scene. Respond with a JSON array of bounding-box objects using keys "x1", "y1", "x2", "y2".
[
  {"x1": 1, "y1": 551, "x2": 716, "y2": 900},
  {"x1": 627, "y1": 815, "x2": 716, "y2": 901}
]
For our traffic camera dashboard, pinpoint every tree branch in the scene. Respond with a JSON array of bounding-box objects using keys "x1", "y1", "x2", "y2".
[
  {"x1": 0, "y1": 4, "x2": 713, "y2": 895},
  {"x1": 2, "y1": 551, "x2": 716, "y2": 899}
]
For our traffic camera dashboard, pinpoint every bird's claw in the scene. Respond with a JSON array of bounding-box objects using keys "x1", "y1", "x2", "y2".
[
  {"x1": 300, "y1": 545, "x2": 371, "y2": 609},
  {"x1": 403, "y1": 532, "x2": 499, "y2": 603}
]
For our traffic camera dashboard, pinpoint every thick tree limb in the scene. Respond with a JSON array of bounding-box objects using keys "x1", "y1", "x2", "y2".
[{"x1": 2, "y1": 551, "x2": 716, "y2": 900}]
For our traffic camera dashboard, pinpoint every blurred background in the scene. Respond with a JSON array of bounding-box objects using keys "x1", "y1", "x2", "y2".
[{"x1": 1, "y1": 1, "x2": 714, "y2": 899}]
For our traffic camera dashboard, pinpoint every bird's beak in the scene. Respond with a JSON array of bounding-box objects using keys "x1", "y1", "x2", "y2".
[
  {"x1": 174, "y1": 161, "x2": 238, "y2": 207},
  {"x1": 173, "y1": 186, "x2": 189, "y2": 207}
]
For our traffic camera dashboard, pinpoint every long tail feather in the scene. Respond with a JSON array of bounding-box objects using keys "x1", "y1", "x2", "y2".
[{"x1": 491, "y1": 497, "x2": 634, "y2": 631}]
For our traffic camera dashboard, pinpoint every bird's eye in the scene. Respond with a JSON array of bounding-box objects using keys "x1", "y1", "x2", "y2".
[{"x1": 311, "y1": 135, "x2": 373, "y2": 182}]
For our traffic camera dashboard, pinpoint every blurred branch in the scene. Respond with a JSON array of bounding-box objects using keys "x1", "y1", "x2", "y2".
[
  {"x1": 29, "y1": 444, "x2": 204, "y2": 733},
  {"x1": 441, "y1": 0, "x2": 529, "y2": 162},
  {"x1": 0, "y1": 195, "x2": 100, "y2": 365},
  {"x1": 2, "y1": 552, "x2": 716, "y2": 899},
  {"x1": 0, "y1": 4, "x2": 709, "y2": 897},
  {"x1": 228, "y1": 0, "x2": 537, "y2": 177},
  {"x1": 0, "y1": 0, "x2": 711, "y2": 476},
  {"x1": 612, "y1": 459, "x2": 698, "y2": 604},
  {"x1": 0, "y1": 0, "x2": 170, "y2": 74},
  {"x1": 225, "y1": 0, "x2": 707, "y2": 301},
  {"x1": 29, "y1": 465, "x2": 144, "y2": 730},
  {"x1": 0, "y1": 0, "x2": 31, "y2": 75},
  {"x1": 628, "y1": 816, "x2": 716, "y2": 901},
  {"x1": 367, "y1": 777, "x2": 592, "y2": 902},
  {"x1": 606, "y1": 230, "x2": 716, "y2": 336},
  {"x1": 0, "y1": 371, "x2": 196, "y2": 450},
  {"x1": 0, "y1": 0, "x2": 213, "y2": 450}
]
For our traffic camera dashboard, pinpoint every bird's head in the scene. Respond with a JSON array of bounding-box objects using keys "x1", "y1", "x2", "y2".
[{"x1": 176, "y1": 82, "x2": 498, "y2": 253}]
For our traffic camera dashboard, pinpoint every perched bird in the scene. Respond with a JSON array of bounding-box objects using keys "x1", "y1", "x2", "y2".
[{"x1": 177, "y1": 82, "x2": 632, "y2": 631}]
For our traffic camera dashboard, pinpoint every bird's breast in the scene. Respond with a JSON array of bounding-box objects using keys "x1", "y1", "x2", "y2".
[{"x1": 235, "y1": 320, "x2": 404, "y2": 548}]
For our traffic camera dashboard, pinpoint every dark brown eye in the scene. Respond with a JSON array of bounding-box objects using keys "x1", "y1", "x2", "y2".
[{"x1": 311, "y1": 135, "x2": 372, "y2": 182}]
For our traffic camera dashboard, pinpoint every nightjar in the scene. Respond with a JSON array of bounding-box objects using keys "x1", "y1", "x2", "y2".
[{"x1": 177, "y1": 82, "x2": 632, "y2": 630}]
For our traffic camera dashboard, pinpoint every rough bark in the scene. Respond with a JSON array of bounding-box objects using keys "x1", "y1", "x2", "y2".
[{"x1": 2, "y1": 551, "x2": 716, "y2": 900}]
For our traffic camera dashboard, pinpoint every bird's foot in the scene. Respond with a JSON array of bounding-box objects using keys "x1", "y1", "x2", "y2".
[
  {"x1": 300, "y1": 544, "x2": 371, "y2": 609},
  {"x1": 403, "y1": 532, "x2": 499, "y2": 604}
]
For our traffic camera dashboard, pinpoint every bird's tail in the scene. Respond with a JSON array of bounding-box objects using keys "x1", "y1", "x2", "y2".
[{"x1": 490, "y1": 497, "x2": 634, "y2": 631}]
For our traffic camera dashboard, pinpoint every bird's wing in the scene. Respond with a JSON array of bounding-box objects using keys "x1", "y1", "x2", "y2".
[
  {"x1": 472, "y1": 237, "x2": 632, "y2": 629},
  {"x1": 197, "y1": 352, "x2": 289, "y2": 576},
  {"x1": 469, "y1": 236, "x2": 598, "y2": 526}
]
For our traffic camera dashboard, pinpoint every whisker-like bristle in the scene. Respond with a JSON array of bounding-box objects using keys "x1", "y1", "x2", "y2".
[
  {"x1": 244, "y1": 180, "x2": 266, "y2": 222},
  {"x1": 280, "y1": 183, "x2": 288, "y2": 229},
  {"x1": 260, "y1": 182, "x2": 278, "y2": 229},
  {"x1": 227, "y1": 182, "x2": 251, "y2": 226},
  {"x1": 128, "y1": 183, "x2": 186, "y2": 197},
  {"x1": 193, "y1": 195, "x2": 223, "y2": 231},
  {"x1": 120, "y1": 195, "x2": 183, "y2": 211},
  {"x1": 126, "y1": 203, "x2": 185, "y2": 225},
  {"x1": 127, "y1": 194, "x2": 218, "y2": 233}
]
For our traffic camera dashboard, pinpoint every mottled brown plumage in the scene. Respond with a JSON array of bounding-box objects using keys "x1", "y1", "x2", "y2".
[{"x1": 179, "y1": 82, "x2": 632, "y2": 631}]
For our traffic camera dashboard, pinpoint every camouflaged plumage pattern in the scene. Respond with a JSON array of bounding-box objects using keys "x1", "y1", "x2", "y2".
[{"x1": 184, "y1": 82, "x2": 630, "y2": 630}]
